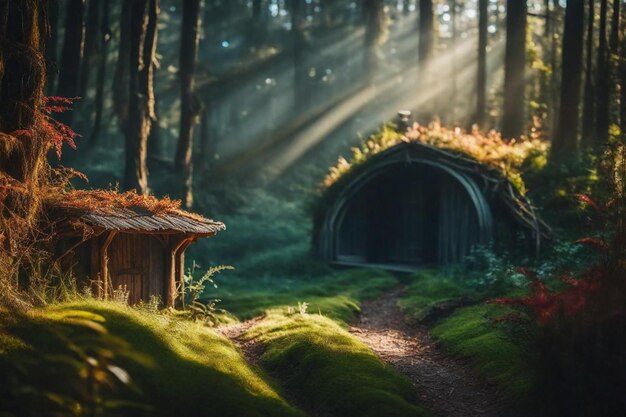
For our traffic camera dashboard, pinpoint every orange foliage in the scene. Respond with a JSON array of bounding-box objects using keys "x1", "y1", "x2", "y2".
[
  {"x1": 46, "y1": 188, "x2": 207, "y2": 221},
  {"x1": 323, "y1": 122, "x2": 548, "y2": 193}
]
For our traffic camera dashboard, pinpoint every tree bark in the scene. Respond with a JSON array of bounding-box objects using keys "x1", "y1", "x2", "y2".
[
  {"x1": 619, "y1": 11, "x2": 626, "y2": 145},
  {"x1": 174, "y1": 0, "x2": 201, "y2": 208},
  {"x1": 113, "y1": 0, "x2": 133, "y2": 131},
  {"x1": 90, "y1": 0, "x2": 111, "y2": 147},
  {"x1": 551, "y1": 0, "x2": 585, "y2": 162},
  {"x1": 609, "y1": 0, "x2": 620, "y2": 52},
  {"x1": 475, "y1": 0, "x2": 488, "y2": 127},
  {"x1": 582, "y1": 0, "x2": 596, "y2": 145},
  {"x1": 0, "y1": 0, "x2": 48, "y2": 285},
  {"x1": 291, "y1": 0, "x2": 307, "y2": 110},
  {"x1": 595, "y1": 0, "x2": 609, "y2": 143},
  {"x1": 418, "y1": 0, "x2": 434, "y2": 69},
  {"x1": 78, "y1": 0, "x2": 99, "y2": 98},
  {"x1": 56, "y1": 0, "x2": 84, "y2": 124},
  {"x1": 123, "y1": 0, "x2": 158, "y2": 195},
  {"x1": 363, "y1": 0, "x2": 385, "y2": 80},
  {"x1": 44, "y1": 0, "x2": 59, "y2": 94},
  {"x1": 501, "y1": 0, "x2": 527, "y2": 139}
]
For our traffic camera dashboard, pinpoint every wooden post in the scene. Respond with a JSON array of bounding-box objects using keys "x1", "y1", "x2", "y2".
[
  {"x1": 174, "y1": 237, "x2": 195, "y2": 308},
  {"x1": 99, "y1": 231, "x2": 117, "y2": 299},
  {"x1": 166, "y1": 236, "x2": 187, "y2": 308}
]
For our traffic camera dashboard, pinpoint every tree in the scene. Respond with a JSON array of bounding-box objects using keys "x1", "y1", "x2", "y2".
[
  {"x1": 552, "y1": 0, "x2": 585, "y2": 162},
  {"x1": 475, "y1": 0, "x2": 488, "y2": 127},
  {"x1": 0, "y1": 0, "x2": 48, "y2": 297},
  {"x1": 44, "y1": 0, "x2": 60, "y2": 93},
  {"x1": 501, "y1": 0, "x2": 527, "y2": 139},
  {"x1": 123, "y1": 0, "x2": 158, "y2": 194},
  {"x1": 363, "y1": 0, "x2": 386, "y2": 80},
  {"x1": 175, "y1": 0, "x2": 202, "y2": 208},
  {"x1": 595, "y1": 0, "x2": 609, "y2": 143},
  {"x1": 113, "y1": 0, "x2": 133, "y2": 131},
  {"x1": 418, "y1": 0, "x2": 434, "y2": 69},
  {"x1": 90, "y1": 1, "x2": 111, "y2": 146},
  {"x1": 291, "y1": 0, "x2": 307, "y2": 110},
  {"x1": 582, "y1": 0, "x2": 596, "y2": 145},
  {"x1": 609, "y1": 0, "x2": 620, "y2": 54},
  {"x1": 78, "y1": 0, "x2": 99, "y2": 98},
  {"x1": 56, "y1": 0, "x2": 85, "y2": 124},
  {"x1": 621, "y1": 10, "x2": 626, "y2": 143}
]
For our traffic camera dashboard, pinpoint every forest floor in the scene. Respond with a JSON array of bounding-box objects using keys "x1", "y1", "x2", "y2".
[
  {"x1": 351, "y1": 288, "x2": 519, "y2": 417},
  {"x1": 219, "y1": 287, "x2": 522, "y2": 417}
]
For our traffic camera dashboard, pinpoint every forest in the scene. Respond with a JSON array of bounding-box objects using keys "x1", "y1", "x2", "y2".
[{"x1": 1, "y1": 0, "x2": 626, "y2": 416}]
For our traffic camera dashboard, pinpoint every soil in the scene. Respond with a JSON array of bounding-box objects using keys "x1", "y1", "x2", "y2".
[{"x1": 350, "y1": 288, "x2": 522, "y2": 417}]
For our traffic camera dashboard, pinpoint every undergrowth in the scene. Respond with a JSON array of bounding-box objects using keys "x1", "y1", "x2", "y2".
[
  {"x1": 0, "y1": 301, "x2": 302, "y2": 417},
  {"x1": 215, "y1": 269, "x2": 398, "y2": 322},
  {"x1": 245, "y1": 311, "x2": 429, "y2": 417}
]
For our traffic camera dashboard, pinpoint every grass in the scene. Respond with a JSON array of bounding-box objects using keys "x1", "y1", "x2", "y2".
[
  {"x1": 245, "y1": 310, "x2": 429, "y2": 417},
  {"x1": 397, "y1": 270, "x2": 477, "y2": 323},
  {"x1": 397, "y1": 270, "x2": 533, "y2": 396},
  {"x1": 0, "y1": 301, "x2": 303, "y2": 417},
  {"x1": 430, "y1": 303, "x2": 534, "y2": 396},
  {"x1": 215, "y1": 269, "x2": 399, "y2": 322}
]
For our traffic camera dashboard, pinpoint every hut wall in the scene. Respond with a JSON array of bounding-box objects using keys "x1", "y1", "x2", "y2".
[{"x1": 107, "y1": 234, "x2": 166, "y2": 305}]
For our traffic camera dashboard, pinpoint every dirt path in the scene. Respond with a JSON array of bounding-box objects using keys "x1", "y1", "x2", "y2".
[{"x1": 349, "y1": 288, "x2": 518, "y2": 417}]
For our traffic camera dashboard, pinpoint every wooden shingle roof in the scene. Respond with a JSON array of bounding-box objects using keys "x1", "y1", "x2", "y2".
[{"x1": 47, "y1": 190, "x2": 225, "y2": 236}]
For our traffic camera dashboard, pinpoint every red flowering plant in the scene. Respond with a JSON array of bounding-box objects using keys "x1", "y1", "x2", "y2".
[
  {"x1": 9, "y1": 96, "x2": 80, "y2": 160},
  {"x1": 489, "y1": 192, "x2": 626, "y2": 415}
]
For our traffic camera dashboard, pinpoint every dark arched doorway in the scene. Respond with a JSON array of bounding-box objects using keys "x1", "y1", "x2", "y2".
[{"x1": 332, "y1": 163, "x2": 491, "y2": 268}]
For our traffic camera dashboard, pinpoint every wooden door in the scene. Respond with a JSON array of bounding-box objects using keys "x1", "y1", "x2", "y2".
[{"x1": 114, "y1": 273, "x2": 143, "y2": 305}]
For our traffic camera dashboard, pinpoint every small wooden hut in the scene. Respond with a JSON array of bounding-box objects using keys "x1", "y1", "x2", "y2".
[
  {"x1": 314, "y1": 142, "x2": 550, "y2": 271},
  {"x1": 48, "y1": 191, "x2": 225, "y2": 307}
]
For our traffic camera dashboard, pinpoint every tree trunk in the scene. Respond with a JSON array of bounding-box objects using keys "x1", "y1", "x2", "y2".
[
  {"x1": 78, "y1": 0, "x2": 99, "y2": 98},
  {"x1": 113, "y1": 0, "x2": 133, "y2": 132},
  {"x1": 595, "y1": 0, "x2": 609, "y2": 143},
  {"x1": 475, "y1": 0, "x2": 488, "y2": 127},
  {"x1": 551, "y1": 0, "x2": 585, "y2": 162},
  {"x1": 609, "y1": 0, "x2": 620, "y2": 52},
  {"x1": 198, "y1": 102, "x2": 212, "y2": 173},
  {"x1": 56, "y1": 0, "x2": 85, "y2": 124},
  {"x1": 541, "y1": 0, "x2": 553, "y2": 136},
  {"x1": 621, "y1": 14, "x2": 626, "y2": 143},
  {"x1": 291, "y1": 0, "x2": 307, "y2": 110},
  {"x1": 124, "y1": 0, "x2": 158, "y2": 195},
  {"x1": 582, "y1": 0, "x2": 596, "y2": 145},
  {"x1": 418, "y1": 0, "x2": 434, "y2": 69},
  {"x1": 174, "y1": 0, "x2": 201, "y2": 208},
  {"x1": 501, "y1": 0, "x2": 527, "y2": 139},
  {"x1": 363, "y1": 0, "x2": 385, "y2": 80},
  {"x1": 44, "y1": 0, "x2": 59, "y2": 94},
  {"x1": 90, "y1": 0, "x2": 111, "y2": 147},
  {"x1": 0, "y1": 0, "x2": 48, "y2": 289}
]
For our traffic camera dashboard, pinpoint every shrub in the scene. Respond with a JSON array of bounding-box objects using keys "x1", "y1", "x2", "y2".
[{"x1": 489, "y1": 193, "x2": 626, "y2": 416}]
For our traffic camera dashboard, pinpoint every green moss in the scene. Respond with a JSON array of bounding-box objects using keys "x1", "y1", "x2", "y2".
[
  {"x1": 431, "y1": 303, "x2": 534, "y2": 395},
  {"x1": 1, "y1": 302, "x2": 303, "y2": 417},
  {"x1": 246, "y1": 311, "x2": 429, "y2": 417},
  {"x1": 398, "y1": 270, "x2": 476, "y2": 323},
  {"x1": 218, "y1": 269, "x2": 399, "y2": 323}
]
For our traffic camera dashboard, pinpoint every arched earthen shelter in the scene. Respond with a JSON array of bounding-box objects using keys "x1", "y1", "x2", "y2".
[{"x1": 314, "y1": 142, "x2": 550, "y2": 271}]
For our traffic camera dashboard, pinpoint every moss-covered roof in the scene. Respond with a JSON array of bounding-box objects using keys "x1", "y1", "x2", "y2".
[{"x1": 323, "y1": 122, "x2": 548, "y2": 195}]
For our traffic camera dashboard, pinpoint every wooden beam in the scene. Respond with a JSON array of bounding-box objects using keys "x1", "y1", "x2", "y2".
[
  {"x1": 174, "y1": 237, "x2": 196, "y2": 308},
  {"x1": 165, "y1": 236, "x2": 188, "y2": 308},
  {"x1": 99, "y1": 231, "x2": 117, "y2": 299}
]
